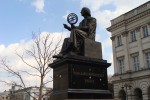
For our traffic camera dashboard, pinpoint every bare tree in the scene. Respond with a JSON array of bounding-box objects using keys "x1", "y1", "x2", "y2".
[{"x1": 0, "y1": 32, "x2": 62, "y2": 100}]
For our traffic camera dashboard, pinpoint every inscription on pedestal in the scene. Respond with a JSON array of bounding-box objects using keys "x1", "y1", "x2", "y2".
[{"x1": 70, "y1": 64, "x2": 108, "y2": 90}]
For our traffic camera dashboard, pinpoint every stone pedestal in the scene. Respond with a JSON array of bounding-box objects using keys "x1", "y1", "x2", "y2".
[
  {"x1": 49, "y1": 55, "x2": 112, "y2": 100},
  {"x1": 84, "y1": 39, "x2": 102, "y2": 59}
]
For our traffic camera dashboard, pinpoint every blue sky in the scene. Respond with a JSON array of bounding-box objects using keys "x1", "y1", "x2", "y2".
[{"x1": 0, "y1": 0, "x2": 149, "y2": 92}]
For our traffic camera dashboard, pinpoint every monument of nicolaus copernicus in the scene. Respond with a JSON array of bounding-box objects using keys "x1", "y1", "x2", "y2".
[
  {"x1": 53, "y1": 7, "x2": 97, "y2": 58},
  {"x1": 49, "y1": 7, "x2": 112, "y2": 100}
]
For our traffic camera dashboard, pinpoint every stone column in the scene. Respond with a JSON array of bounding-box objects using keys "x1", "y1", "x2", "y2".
[
  {"x1": 127, "y1": 88, "x2": 133, "y2": 100},
  {"x1": 136, "y1": 26, "x2": 145, "y2": 69},
  {"x1": 142, "y1": 91, "x2": 149, "y2": 100},
  {"x1": 122, "y1": 31, "x2": 130, "y2": 72},
  {"x1": 141, "y1": 86, "x2": 149, "y2": 100},
  {"x1": 148, "y1": 22, "x2": 150, "y2": 37},
  {"x1": 111, "y1": 36, "x2": 118, "y2": 75},
  {"x1": 113, "y1": 83, "x2": 120, "y2": 100}
]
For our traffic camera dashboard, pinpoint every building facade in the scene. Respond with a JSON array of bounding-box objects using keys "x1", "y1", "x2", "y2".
[
  {"x1": 0, "y1": 84, "x2": 52, "y2": 100},
  {"x1": 11, "y1": 87, "x2": 51, "y2": 100},
  {"x1": 0, "y1": 91, "x2": 11, "y2": 100},
  {"x1": 107, "y1": 1, "x2": 150, "y2": 100}
]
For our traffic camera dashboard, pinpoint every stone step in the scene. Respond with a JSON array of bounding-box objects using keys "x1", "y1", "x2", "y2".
[{"x1": 66, "y1": 99, "x2": 117, "y2": 100}]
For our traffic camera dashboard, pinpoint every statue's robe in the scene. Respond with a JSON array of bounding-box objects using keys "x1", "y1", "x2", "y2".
[{"x1": 62, "y1": 16, "x2": 97, "y2": 55}]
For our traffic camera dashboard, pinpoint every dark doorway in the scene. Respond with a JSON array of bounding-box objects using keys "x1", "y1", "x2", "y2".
[
  {"x1": 134, "y1": 88, "x2": 143, "y2": 100},
  {"x1": 119, "y1": 90, "x2": 126, "y2": 100}
]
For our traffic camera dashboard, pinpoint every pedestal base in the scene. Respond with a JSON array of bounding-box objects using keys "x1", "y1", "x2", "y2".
[
  {"x1": 49, "y1": 55, "x2": 112, "y2": 100},
  {"x1": 51, "y1": 89, "x2": 112, "y2": 100}
]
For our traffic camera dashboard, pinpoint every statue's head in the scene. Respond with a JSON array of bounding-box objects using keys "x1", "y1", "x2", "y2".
[{"x1": 81, "y1": 7, "x2": 91, "y2": 16}]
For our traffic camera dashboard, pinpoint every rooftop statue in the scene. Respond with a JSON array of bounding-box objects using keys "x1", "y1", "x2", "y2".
[{"x1": 53, "y1": 7, "x2": 97, "y2": 58}]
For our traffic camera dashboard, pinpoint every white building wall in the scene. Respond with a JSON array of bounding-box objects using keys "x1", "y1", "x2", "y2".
[
  {"x1": 0, "y1": 91, "x2": 11, "y2": 100},
  {"x1": 108, "y1": 1, "x2": 150, "y2": 100}
]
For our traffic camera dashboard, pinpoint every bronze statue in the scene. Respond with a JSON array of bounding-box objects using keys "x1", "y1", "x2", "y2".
[{"x1": 54, "y1": 7, "x2": 97, "y2": 58}]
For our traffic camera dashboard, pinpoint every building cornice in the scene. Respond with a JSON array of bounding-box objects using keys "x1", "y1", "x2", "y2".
[
  {"x1": 107, "y1": 9, "x2": 150, "y2": 32},
  {"x1": 135, "y1": 26, "x2": 141, "y2": 32},
  {"x1": 122, "y1": 31, "x2": 128, "y2": 37},
  {"x1": 110, "y1": 36, "x2": 115, "y2": 41},
  {"x1": 107, "y1": 20, "x2": 126, "y2": 32},
  {"x1": 113, "y1": 74, "x2": 150, "y2": 84},
  {"x1": 112, "y1": 68, "x2": 150, "y2": 83},
  {"x1": 110, "y1": 31, "x2": 128, "y2": 41},
  {"x1": 148, "y1": 21, "x2": 150, "y2": 26},
  {"x1": 107, "y1": 1, "x2": 150, "y2": 32}
]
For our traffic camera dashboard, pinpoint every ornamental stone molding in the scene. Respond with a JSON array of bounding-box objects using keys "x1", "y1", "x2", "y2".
[
  {"x1": 122, "y1": 31, "x2": 128, "y2": 37},
  {"x1": 110, "y1": 36, "x2": 115, "y2": 41},
  {"x1": 148, "y1": 21, "x2": 150, "y2": 26},
  {"x1": 135, "y1": 26, "x2": 141, "y2": 32},
  {"x1": 107, "y1": 1, "x2": 150, "y2": 32}
]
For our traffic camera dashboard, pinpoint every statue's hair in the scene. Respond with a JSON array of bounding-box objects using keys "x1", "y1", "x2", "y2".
[{"x1": 81, "y1": 7, "x2": 91, "y2": 16}]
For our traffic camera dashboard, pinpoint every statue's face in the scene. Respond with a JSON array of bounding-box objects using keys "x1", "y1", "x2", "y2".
[
  {"x1": 81, "y1": 7, "x2": 91, "y2": 17},
  {"x1": 80, "y1": 9, "x2": 86, "y2": 17}
]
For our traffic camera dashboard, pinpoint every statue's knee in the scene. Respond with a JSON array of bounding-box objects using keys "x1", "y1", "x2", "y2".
[{"x1": 64, "y1": 37, "x2": 70, "y2": 42}]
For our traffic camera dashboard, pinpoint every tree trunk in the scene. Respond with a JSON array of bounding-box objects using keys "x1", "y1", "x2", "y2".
[{"x1": 38, "y1": 76, "x2": 44, "y2": 100}]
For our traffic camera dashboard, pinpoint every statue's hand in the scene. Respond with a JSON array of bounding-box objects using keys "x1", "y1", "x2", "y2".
[
  {"x1": 63, "y1": 24, "x2": 69, "y2": 29},
  {"x1": 63, "y1": 24, "x2": 71, "y2": 31}
]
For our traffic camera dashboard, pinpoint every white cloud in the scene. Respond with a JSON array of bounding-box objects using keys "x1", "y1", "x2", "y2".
[
  {"x1": 63, "y1": 10, "x2": 70, "y2": 20},
  {"x1": 94, "y1": 10, "x2": 112, "y2": 28},
  {"x1": 80, "y1": 0, "x2": 149, "y2": 27},
  {"x1": 80, "y1": 0, "x2": 112, "y2": 12},
  {"x1": 107, "y1": 54, "x2": 114, "y2": 75},
  {"x1": 32, "y1": 0, "x2": 45, "y2": 13},
  {"x1": 0, "y1": 32, "x2": 67, "y2": 91},
  {"x1": 0, "y1": 32, "x2": 67, "y2": 70}
]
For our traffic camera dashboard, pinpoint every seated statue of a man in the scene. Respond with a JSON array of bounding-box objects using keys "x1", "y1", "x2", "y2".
[{"x1": 54, "y1": 7, "x2": 97, "y2": 58}]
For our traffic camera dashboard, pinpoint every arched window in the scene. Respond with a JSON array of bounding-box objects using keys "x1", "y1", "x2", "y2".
[
  {"x1": 134, "y1": 88, "x2": 143, "y2": 100},
  {"x1": 118, "y1": 90, "x2": 126, "y2": 100}
]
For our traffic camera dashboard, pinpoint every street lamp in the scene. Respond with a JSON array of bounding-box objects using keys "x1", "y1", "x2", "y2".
[{"x1": 121, "y1": 83, "x2": 132, "y2": 100}]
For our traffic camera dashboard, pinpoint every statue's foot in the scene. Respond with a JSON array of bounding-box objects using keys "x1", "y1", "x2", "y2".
[
  {"x1": 67, "y1": 51, "x2": 79, "y2": 56},
  {"x1": 68, "y1": 51, "x2": 76, "y2": 55},
  {"x1": 53, "y1": 53, "x2": 63, "y2": 59}
]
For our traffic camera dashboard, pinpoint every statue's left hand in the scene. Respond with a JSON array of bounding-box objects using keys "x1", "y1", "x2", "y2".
[
  {"x1": 63, "y1": 24, "x2": 69, "y2": 29},
  {"x1": 63, "y1": 24, "x2": 71, "y2": 31}
]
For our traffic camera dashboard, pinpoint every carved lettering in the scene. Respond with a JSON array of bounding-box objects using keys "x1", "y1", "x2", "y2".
[
  {"x1": 73, "y1": 71, "x2": 104, "y2": 77},
  {"x1": 85, "y1": 79, "x2": 95, "y2": 84}
]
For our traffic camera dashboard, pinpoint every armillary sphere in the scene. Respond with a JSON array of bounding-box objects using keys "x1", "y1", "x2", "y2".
[{"x1": 67, "y1": 13, "x2": 78, "y2": 25}]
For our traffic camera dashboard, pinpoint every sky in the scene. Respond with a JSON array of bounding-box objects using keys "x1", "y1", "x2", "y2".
[{"x1": 0, "y1": 0, "x2": 149, "y2": 92}]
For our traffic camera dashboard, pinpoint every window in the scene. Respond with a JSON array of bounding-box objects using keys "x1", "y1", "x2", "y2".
[
  {"x1": 118, "y1": 59, "x2": 124, "y2": 74},
  {"x1": 130, "y1": 30, "x2": 136, "y2": 42},
  {"x1": 142, "y1": 25, "x2": 149, "y2": 37},
  {"x1": 117, "y1": 35, "x2": 122, "y2": 46},
  {"x1": 25, "y1": 95, "x2": 30, "y2": 100},
  {"x1": 132, "y1": 56, "x2": 139, "y2": 71},
  {"x1": 145, "y1": 52, "x2": 150, "y2": 68}
]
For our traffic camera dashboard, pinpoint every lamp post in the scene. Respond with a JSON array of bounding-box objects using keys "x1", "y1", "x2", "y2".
[{"x1": 121, "y1": 83, "x2": 132, "y2": 100}]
